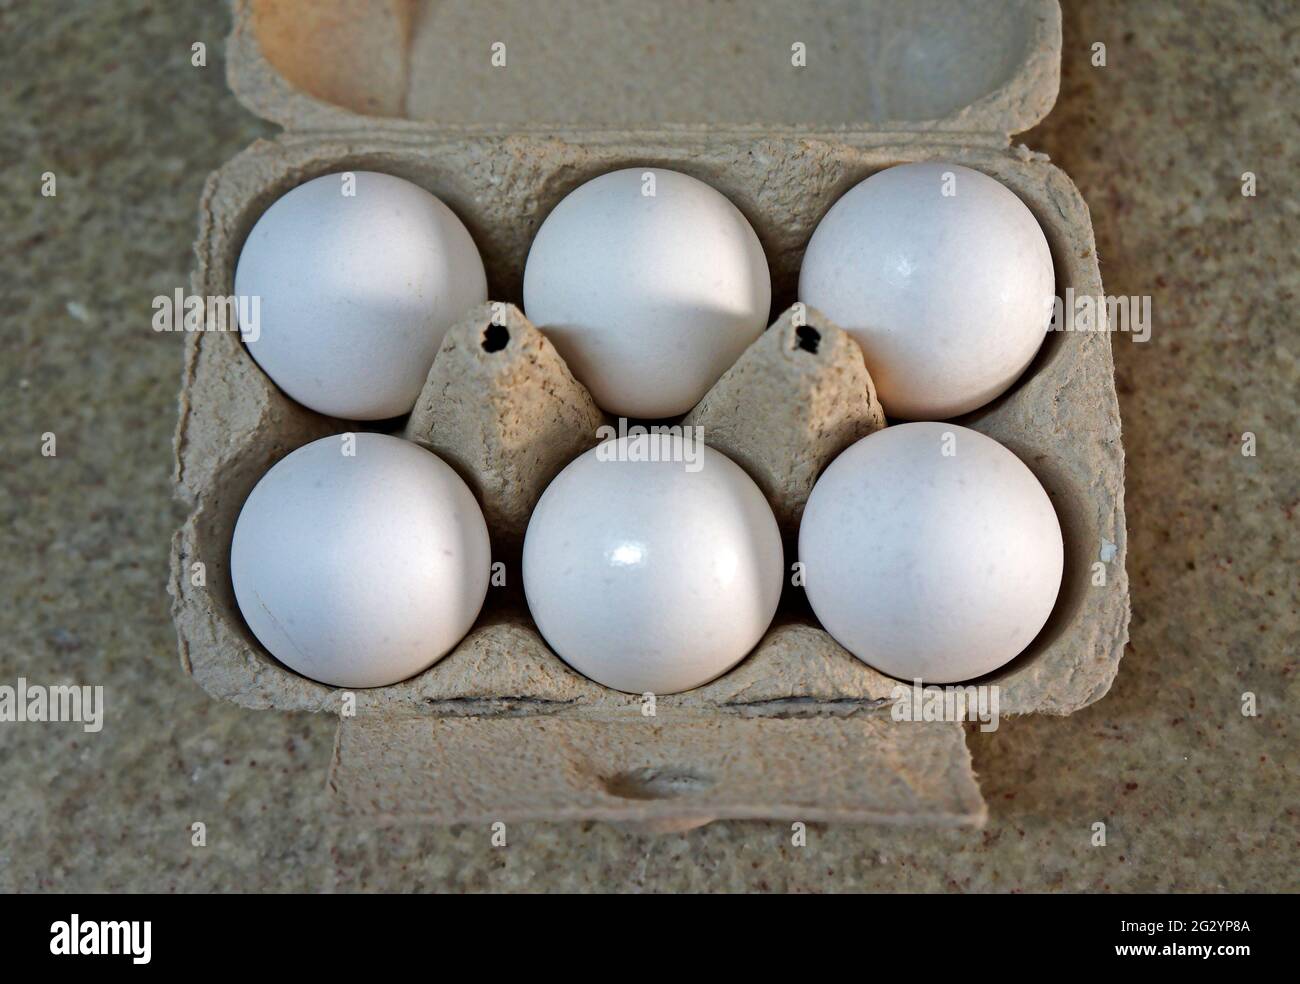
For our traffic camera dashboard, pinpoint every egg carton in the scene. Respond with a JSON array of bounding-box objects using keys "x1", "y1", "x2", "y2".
[{"x1": 169, "y1": 0, "x2": 1128, "y2": 828}]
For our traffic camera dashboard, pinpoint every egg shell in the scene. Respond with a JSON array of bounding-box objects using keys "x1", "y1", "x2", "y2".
[
  {"x1": 235, "y1": 171, "x2": 487, "y2": 420},
  {"x1": 799, "y1": 422, "x2": 1063, "y2": 684},
  {"x1": 230, "y1": 432, "x2": 491, "y2": 688},
  {"x1": 522, "y1": 434, "x2": 783, "y2": 694},
  {"x1": 522, "y1": 167, "x2": 771, "y2": 418},
  {"x1": 798, "y1": 162, "x2": 1054, "y2": 420}
]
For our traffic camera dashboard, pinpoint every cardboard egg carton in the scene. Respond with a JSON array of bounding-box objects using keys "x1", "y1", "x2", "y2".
[{"x1": 169, "y1": 0, "x2": 1128, "y2": 827}]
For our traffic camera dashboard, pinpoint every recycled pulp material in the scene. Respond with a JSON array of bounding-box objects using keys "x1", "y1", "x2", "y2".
[{"x1": 168, "y1": 0, "x2": 1128, "y2": 825}]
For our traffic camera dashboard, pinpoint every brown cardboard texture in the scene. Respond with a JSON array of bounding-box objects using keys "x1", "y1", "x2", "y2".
[{"x1": 170, "y1": 0, "x2": 1128, "y2": 826}]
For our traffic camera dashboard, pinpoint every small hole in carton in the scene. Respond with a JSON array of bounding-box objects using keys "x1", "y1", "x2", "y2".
[
  {"x1": 604, "y1": 767, "x2": 714, "y2": 800},
  {"x1": 794, "y1": 325, "x2": 821, "y2": 354},
  {"x1": 482, "y1": 323, "x2": 510, "y2": 352}
]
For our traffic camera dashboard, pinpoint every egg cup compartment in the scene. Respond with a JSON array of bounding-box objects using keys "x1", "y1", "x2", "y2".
[{"x1": 169, "y1": 0, "x2": 1128, "y2": 825}]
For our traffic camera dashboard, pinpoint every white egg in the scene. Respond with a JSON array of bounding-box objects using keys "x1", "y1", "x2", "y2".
[
  {"x1": 523, "y1": 168, "x2": 771, "y2": 418},
  {"x1": 799, "y1": 162, "x2": 1054, "y2": 420},
  {"x1": 235, "y1": 171, "x2": 487, "y2": 420},
  {"x1": 522, "y1": 434, "x2": 783, "y2": 694},
  {"x1": 230, "y1": 433, "x2": 491, "y2": 688},
  {"x1": 799, "y1": 422, "x2": 1063, "y2": 684}
]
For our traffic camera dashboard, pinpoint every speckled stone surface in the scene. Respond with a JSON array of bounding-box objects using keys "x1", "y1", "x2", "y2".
[{"x1": 0, "y1": 0, "x2": 1295, "y2": 892}]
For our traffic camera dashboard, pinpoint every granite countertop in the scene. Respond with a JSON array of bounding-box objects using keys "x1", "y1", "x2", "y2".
[{"x1": 1, "y1": 0, "x2": 1295, "y2": 891}]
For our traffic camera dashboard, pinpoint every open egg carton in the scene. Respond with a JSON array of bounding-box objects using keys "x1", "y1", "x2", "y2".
[{"x1": 170, "y1": 0, "x2": 1128, "y2": 828}]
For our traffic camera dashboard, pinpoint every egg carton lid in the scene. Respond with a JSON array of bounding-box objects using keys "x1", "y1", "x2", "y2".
[
  {"x1": 225, "y1": 0, "x2": 1061, "y2": 136},
  {"x1": 328, "y1": 711, "x2": 988, "y2": 827}
]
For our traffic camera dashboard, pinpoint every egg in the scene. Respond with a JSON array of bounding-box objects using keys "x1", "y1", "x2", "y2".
[
  {"x1": 799, "y1": 422, "x2": 1063, "y2": 683},
  {"x1": 523, "y1": 168, "x2": 771, "y2": 418},
  {"x1": 235, "y1": 171, "x2": 487, "y2": 420},
  {"x1": 230, "y1": 432, "x2": 491, "y2": 688},
  {"x1": 522, "y1": 434, "x2": 783, "y2": 694},
  {"x1": 799, "y1": 162, "x2": 1054, "y2": 420}
]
